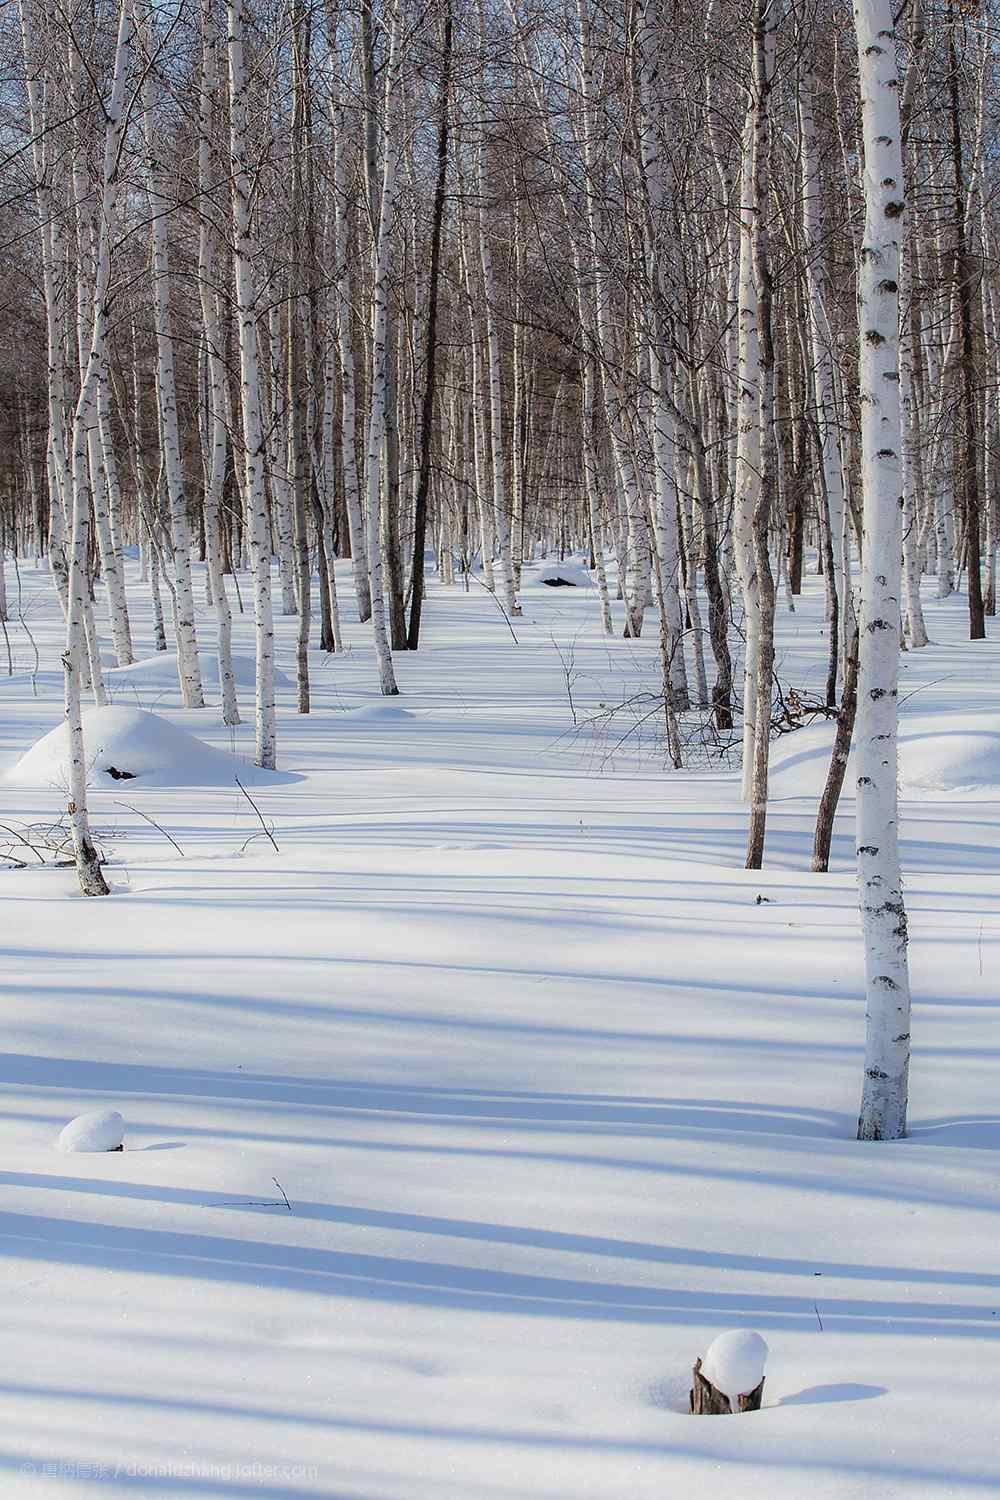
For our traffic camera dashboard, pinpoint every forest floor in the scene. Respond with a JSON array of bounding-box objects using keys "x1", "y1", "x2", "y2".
[{"x1": 1, "y1": 555, "x2": 999, "y2": 1499}]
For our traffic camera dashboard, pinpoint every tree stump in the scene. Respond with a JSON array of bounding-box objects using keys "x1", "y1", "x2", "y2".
[{"x1": 689, "y1": 1357, "x2": 764, "y2": 1415}]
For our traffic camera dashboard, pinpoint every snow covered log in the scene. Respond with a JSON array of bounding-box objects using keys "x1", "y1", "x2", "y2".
[
  {"x1": 690, "y1": 1330, "x2": 767, "y2": 1414},
  {"x1": 690, "y1": 1359, "x2": 764, "y2": 1415},
  {"x1": 58, "y1": 1109, "x2": 124, "y2": 1153}
]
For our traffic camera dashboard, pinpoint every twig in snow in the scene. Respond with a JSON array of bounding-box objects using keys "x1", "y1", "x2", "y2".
[
  {"x1": 12, "y1": 554, "x2": 40, "y2": 692},
  {"x1": 114, "y1": 801, "x2": 185, "y2": 857},
  {"x1": 550, "y1": 631, "x2": 582, "y2": 725},
  {"x1": 898, "y1": 674, "x2": 951, "y2": 709},
  {"x1": 0, "y1": 819, "x2": 48, "y2": 863},
  {"x1": 272, "y1": 1177, "x2": 292, "y2": 1212},
  {"x1": 448, "y1": 551, "x2": 519, "y2": 643},
  {"x1": 814, "y1": 1302, "x2": 824, "y2": 1332},
  {"x1": 235, "y1": 775, "x2": 279, "y2": 853}
]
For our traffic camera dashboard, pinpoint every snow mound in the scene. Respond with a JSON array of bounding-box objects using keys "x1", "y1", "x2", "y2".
[
  {"x1": 523, "y1": 558, "x2": 594, "y2": 589},
  {"x1": 337, "y1": 704, "x2": 415, "y2": 725},
  {"x1": 768, "y1": 713, "x2": 1000, "y2": 801},
  {"x1": 700, "y1": 1330, "x2": 768, "y2": 1404},
  {"x1": 5, "y1": 706, "x2": 287, "y2": 789},
  {"x1": 766, "y1": 722, "x2": 841, "y2": 800},
  {"x1": 106, "y1": 651, "x2": 290, "y2": 695},
  {"x1": 58, "y1": 1109, "x2": 124, "y2": 1153},
  {"x1": 898, "y1": 719, "x2": 1000, "y2": 796}
]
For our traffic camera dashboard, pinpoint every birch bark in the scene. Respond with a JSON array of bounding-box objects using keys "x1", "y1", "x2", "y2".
[
  {"x1": 635, "y1": 1, "x2": 688, "y2": 709},
  {"x1": 198, "y1": 0, "x2": 239, "y2": 724},
  {"x1": 227, "y1": 0, "x2": 276, "y2": 766},
  {"x1": 17, "y1": 0, "x2": 70, "y2": 618},
  {"x1": 853, "y1": 0, "x2": 913, "y2": 1141},
  {"x1": 137, "y1": 4, "x2": 204, "y2": 706},
  {"x1": 62, "y1": 0, "x2": 134, "y2": 895},
  {"x1": 362, "y1": 0, "x2": 402, "y2": 696},
  {"x1": 799, "y1": 62, "x2": 853, "y2": 670},
  {"x1": 327, "y1": 15, "x2": 371, "y2": 623},
  {"x1": 477, "y1": 4, "x2": 519, "y2": 620}
]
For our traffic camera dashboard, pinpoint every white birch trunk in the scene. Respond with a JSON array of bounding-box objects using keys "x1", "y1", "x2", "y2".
[
  {"x1": 18, "y1": 0, "x2": 70, "y2": 617},
  {"x1": 227, "y1": 0, "x2": 276, "y2": 766},
  {"x1": 137, "y1": 6, "x2": 204, "y2": 706},
  {"x1": 635, "y1": 3, "x2": 688, "y2": 706},
  {"x1": 362, "y1": 0, "x2": 402, "y2": 696},
  {"x1": 576, "y1": 0, "x2": 651, "y2": 638},
  {"x1": 680, "y1": 452, "x2": 709, "y2": 709},
  {"x1": 458, "y1": 216, "x2": 495, "y2": 591},
  {"x1": 67, "y1": 39, "x2": 132, "y2": 673},
  {"x1": 854, "y1": 0, "x2": 912, "y2": 1141},
  {"x1": 329, "y1": 74, "x2": 372, "y2": 624},
  {"x1": 799, "y1": 64, "x2": 853, "y2": 668},
  {"x1": 734, "y1": 97, "x2": 762, "y2": 802},
  {"x1": 476, "y1": 33, "x2": 519, "y2": 619},
  {"x1": 266, "y1": 304, "x2": 297, "y2": 617},
  {"x1": 899, "y1": 209, "x2": 929, "y2": 648},
  {"x1": 62, "y1": 0, "x2": 133, "y2": 895},
  {"x1": 198, "y1": 0, "x2": 239, "y2": 724}
]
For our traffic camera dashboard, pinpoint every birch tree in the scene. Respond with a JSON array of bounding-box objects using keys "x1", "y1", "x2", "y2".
[
  {"x1": 853, "y1": 0, "x2": 912, "y2": 1141},
  {"x1": 362, "y1": 0, "x2": 402, "y2": 696},
  {"x1": 136, "y1": 2, "x2": 205, "y2": 708},
  {"x1": 63, "y1": 1, "x2": 135, "y2": 896},
  {"x1": 227, "y1": 0, "x2": 276, "y2": 766},
  {"x1": 198, "y1": 0, "x2": 239, "y2": 726}
]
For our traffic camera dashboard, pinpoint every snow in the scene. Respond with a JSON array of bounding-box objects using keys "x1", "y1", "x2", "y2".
[
  {"x1": 0, "y1": 561, "x2": 999, "y2": 1498},
  {"x1": 4, "y1": 704, "x2": 294, "y2": 790},
  {"x1": 770, "y1": 710, "x2": 1000, "y2": 801},
  {"x1": 335, "y1": 703, "x2": 416, "y2": 725},
  {"x1": 57, "y1": 1109, "x2": 124, "y2": 1153},
  {"x1": 522, "y1": 556, "x2": 595, "y2": 588},
  {"x1": 898, "y1": 715, "x2": 1000, "y2": 796},
  {"x1": 105, "y1": 651, "x2": 292, "y2": 699},
  {"x1": 699, "y1": 1329, "x2": 768, "y2": 1405}
]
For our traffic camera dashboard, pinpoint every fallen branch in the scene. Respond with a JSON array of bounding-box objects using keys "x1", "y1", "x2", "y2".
[{"x1": 235, "y1": 774, "x2": 279, "y2": 853}]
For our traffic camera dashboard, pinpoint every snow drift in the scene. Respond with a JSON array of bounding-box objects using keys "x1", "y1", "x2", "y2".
[
  {"x1": 4, "y1": 705, "x2": 292, "y2": 789},
  {"x1": 767, "y1": 711, "x2": 1000, "y2": 801},
  {"x1": 335, "y1": 703, "x2": 416, "y2": 726},
  {"x1": 522, "y1": 557, "x2": 595, "y2": 589},
  {"x1": 105, "y1": 651, "x2": 291, "y2": 697},
  {"x1": 57, "y1": 1108, "x2": 124, "y2": 1153}
]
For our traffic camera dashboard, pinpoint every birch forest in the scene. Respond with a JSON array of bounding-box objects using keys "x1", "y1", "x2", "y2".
[{"x1": 1, "y1": 1, "x2": 1000, "y2": 1488}]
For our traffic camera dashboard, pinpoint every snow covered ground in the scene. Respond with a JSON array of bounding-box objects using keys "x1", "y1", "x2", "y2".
[{"x1": 1, "y1": 557, "x2": 999, "y2": 1499}]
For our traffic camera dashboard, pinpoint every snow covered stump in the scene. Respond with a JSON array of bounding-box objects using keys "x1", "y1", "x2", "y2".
[
  {"x1": 690, "y1": 1331, "x2": 767, "y2": 1415},
  {"x1": 58, "y1": 1110, "x2": 125, "y2": 1153}
]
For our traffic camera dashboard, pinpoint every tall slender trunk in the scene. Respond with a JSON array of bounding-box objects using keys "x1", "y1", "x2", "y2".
[
  {"x1": 227, "y1": 0, "x2": 276, "y2": 767},
  {"x1": 61, "y1": 0, "x2": 133, "y2": 895},
  {"x1": 288, "y1": 2, "x2": 311, "y2": 712},
  {"x1": 138, "y1": 4, "x2": 204, "y2": 706},
  {"x1": 18, "y1": 0, "x2": 70, "y2": 618},
  {"x1": 799, "y1": 61, "x2": 852, "y2": 671},
  {"x1": 813, "y1": 629, "x2": 859, "y2": 873},
  {"x1": 635, "y1": 2, "x2": 688, "y2": 710},
  {"x1": 407, "y1": 2, "x2": 452, "y2": 650},
  {"x1": 328, "y1": 5, "x2": 371, "y2": 622},
  {"x1": 948, "y1": 14, "x2": 985, "y2": 640},
  {"x1": 362, "y1": 0, "x2": 402, "y2": 696},
  {"x1": 197, "y1": 0, "x2": 239, "y2": 725},
  {"x1": 853, "y1": 0, "x2": 912, "y2": 1141},
  {"x1": 744, "y1": 0, "x2": 777, "y2": 869}
]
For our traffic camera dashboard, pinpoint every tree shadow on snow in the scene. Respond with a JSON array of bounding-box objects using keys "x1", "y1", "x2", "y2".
[
  {"x1": 0, "y1": 1206, "x2": 998, "y2": 1340},
  {"x1": 778, "y1": 1383, "x2": 887, "y2": 1405}
]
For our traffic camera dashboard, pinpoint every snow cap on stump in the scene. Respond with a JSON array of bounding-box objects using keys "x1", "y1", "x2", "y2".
[
  {"x1": 700, "y1": 1330, "x2": 768, "y2": 1406},
  {"x1": 58, "y1": 1109, "x2": 125, "y2": 1153}
]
